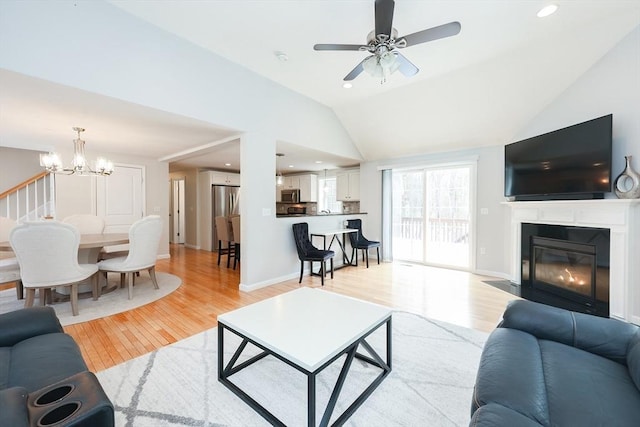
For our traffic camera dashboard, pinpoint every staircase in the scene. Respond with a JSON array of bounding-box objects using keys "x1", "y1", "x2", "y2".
[{"x1": 0, "y1": 172, "x2": 55, "y2": 222}]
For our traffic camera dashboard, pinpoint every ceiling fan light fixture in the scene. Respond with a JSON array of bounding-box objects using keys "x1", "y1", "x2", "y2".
[
  {"x1": 342, "y1": 82, "x2": 353, "y2": 89},
  {"x1": 363, "y1": 51, "x2": 400, "y2": 83}
]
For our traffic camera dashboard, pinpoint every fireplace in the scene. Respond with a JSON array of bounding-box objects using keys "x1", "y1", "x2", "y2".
[{"x1": 521, "y1": 223, "x2": 610, "y2": 317}]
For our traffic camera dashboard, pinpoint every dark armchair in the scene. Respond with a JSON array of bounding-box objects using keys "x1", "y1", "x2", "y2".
[
  {"x1": 346, "y1": 219, "x2": 380, "y2": 268},
  {"x1": 292, "y1": 222, "x2": 334, "y2": 286}
]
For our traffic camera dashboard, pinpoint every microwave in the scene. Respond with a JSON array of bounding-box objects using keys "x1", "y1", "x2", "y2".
[{"x1": 281, "y1": 189, "x2": 300, "y2": 203}]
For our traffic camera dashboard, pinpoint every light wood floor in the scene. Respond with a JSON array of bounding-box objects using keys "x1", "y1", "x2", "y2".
[{"x1": 57, "y1": 245, "x2": 516, "y2": 372}]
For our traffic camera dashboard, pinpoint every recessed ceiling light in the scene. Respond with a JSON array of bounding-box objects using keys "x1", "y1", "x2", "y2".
[
  {"x1": 315, "y1": 160, "x2": 323, "y2": 164},
  {"x1": 224, "y1": 163, "x2": 231, "y2": 166},
  {"x1": 343, "y1": 83, "x2": 353, "y2": 89},
  {"x1": 537, "y1": 4, "x2": 558, "y2": 18},
  {"x1": 274, "y1": 51, "x2": 289, "y2": 62},
  {"x1": 288, "y1": 165, "x2": 294, "y2": 168}
]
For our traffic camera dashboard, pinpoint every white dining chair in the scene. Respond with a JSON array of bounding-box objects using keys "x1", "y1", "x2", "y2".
[
  {"x1": 97, "y1": 215, "x2": 163, "y2": 300},
  {"x1": 0, "y1": 216, "x2": 22, "y2": 299},
  {"x1": 9, "y1": 221, "x2": 99, "y2": 316},
  {"x1": 62, "y1": 214, "x2": 106, "y2": 234}
]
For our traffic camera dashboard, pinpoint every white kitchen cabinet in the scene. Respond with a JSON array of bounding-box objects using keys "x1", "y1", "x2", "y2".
[
  {"x1": 282, "y1": 176, "x2": 300, "y2": 190},
  {"x1": 210, "y1": 171, "x2": 240, "y2": 186},
  {"x1": 299, "y1": 174, "x2": 318, "y2": 202},
  {"x1": 336, "y1": 171, "x2": 360, "y2": 201}
]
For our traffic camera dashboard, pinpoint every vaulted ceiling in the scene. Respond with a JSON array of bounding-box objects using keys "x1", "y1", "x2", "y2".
[{"x1": 1, "y1": 1, "x2": 639, "y2": 170}]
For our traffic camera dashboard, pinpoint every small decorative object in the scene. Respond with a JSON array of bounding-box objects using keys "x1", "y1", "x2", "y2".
[{"x1": 614, "y1": 155, "x2": 640, "y2": 199}]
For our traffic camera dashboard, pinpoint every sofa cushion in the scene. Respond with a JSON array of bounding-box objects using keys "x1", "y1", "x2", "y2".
[
  {"x1": 9, "y1": 333, "x2": 88, "y2": 392},
  {"x1": 625, "y1": 330, "x2": 640, "y2": 392},
  {"x1": 473, "y1": 328, "x2": 550, "y2": 425},
  {"x1": 500, "y1": 300, "x2": 637, "y2": 365},
  {"x1": 541, "y1": 339, "x2": 640, "y2": 426},
  {"x1": 470, "y1": 403, "x2": 543, "y2": 427},
  {"x1": 0, "y1": 347, "x2": 10, "y2": 389}
]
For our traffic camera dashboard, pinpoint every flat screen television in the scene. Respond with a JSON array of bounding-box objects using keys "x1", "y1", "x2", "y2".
[{"x1": 504, "y1": 114, "x2": 612, "y2": 201}]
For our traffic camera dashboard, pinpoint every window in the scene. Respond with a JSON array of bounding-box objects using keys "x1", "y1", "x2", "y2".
[{"x1": 318, "y1": 177, "x2": 342, "y2": 213}]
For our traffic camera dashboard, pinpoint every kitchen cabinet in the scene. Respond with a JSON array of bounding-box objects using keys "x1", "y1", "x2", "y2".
[
  {"x1": 299, "y1": 174, "x2": 318, "y2": 202},
  {"x1": 210, "y1": 171, "x2": 240, "y2": 186},
  {"x1": 277, "y1": 174, "x2": 318, "y2": 202},
  {"x1": 282, "y1": 176, "x2": 300, "y2": 190},
  {"x1": 336, "y1": 171, "x2": 360, "y2": 201}
]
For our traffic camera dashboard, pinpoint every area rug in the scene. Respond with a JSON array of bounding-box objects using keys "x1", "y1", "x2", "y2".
[
  {"x1": 0, "y1": 272, "x2": 181, "y2": 326},
  {"x1": 97, "y1": 311, "x2": 487, "y2": 426}
]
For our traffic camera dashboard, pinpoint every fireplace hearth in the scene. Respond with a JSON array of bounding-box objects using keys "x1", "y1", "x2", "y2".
[{"x1": 521, "y1": 223, "x2": 610, "y2": 317}]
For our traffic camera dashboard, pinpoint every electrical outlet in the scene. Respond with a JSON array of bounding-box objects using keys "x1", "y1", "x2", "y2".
[
  {"x1": 480, "y1": 208, "x2": 489, "y2": 215},
  {"x1": 480, "y1": 247, "x2": 486, "y2": 255},
  {"x1": 262, "y1": 208, "x2": 271, "y2": 216}
]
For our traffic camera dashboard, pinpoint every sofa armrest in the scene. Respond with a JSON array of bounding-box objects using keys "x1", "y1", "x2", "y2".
[
  {"x1": 0, "y1": 307, "x2": 63, "y2": 347},
  {"x1": 0, "y1": 387, "x2": 30, "y2": 427},
  {"x1": 500, "y1": 300, "x2": 638, "y2": 365}
]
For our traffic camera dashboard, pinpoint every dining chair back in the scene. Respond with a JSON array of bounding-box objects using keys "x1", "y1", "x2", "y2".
[
  {"x1": 231, "y1": 216, "x2": 241, "y2": 270},
  {"x1": 9, "y1": 221, "x2": 99, "y2": 315},
  {"x1": 346, "y1": 219, "x2": 380, "y2": 268},
  {"x1": 292, "y1": 222, "x2": 334, "y2": 286},
  {"x1": 62, "y1": 214, "x2": 105, "y2": 234},
  {"x1": 215, "y1": 216, "x2": 235, "y2": 268},
  {"x1": 0, "y1": 216, "x2": 23, "y2": 299},
  {"x1": 97, "y1": 215, "x2": 163, "y2": 299}
]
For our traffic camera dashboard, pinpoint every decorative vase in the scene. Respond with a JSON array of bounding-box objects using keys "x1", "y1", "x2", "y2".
[{"x1": 614, "y1": 155, "x2": 640, "y2": 199}]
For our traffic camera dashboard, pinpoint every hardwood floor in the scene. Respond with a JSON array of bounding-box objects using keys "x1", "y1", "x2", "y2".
[{"x1": 60, "y1": 245, "x2": 517, "y2": 372}]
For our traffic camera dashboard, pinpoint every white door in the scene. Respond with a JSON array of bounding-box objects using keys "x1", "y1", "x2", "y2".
[
  {"x1": 171, "y1": 178, "x2": 185, "y2": 244},
  {"x1": 97, "y1": 165, "x2": 144, "y2": 233}
]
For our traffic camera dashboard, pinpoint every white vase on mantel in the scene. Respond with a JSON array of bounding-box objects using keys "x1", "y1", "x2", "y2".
[{"x1": 614, "y1": 155, "x2": 640, "y2": 199}]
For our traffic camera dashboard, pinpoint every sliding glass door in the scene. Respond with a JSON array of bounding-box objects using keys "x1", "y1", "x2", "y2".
[{"x1": 392, "y1": 164, "x2": 473, "y2": 269}]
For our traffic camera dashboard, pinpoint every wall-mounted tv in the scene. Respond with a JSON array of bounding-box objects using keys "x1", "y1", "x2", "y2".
[{"x1": 505, "y1": 114, "x2": 612, "y2": 201}]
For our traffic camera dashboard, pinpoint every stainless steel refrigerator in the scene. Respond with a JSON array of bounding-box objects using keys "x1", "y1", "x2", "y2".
[{"x1": 211, "y1": 185, "x2": 240, "y2": 251}]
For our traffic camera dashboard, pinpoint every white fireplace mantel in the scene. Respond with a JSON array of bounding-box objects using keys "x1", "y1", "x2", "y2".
[{"x1": 504, "y1": 199, "x2": 640, "y2": 324}]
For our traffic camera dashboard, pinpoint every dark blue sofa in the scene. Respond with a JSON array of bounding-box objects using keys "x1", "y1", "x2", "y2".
[
  {"x1": 471, "y1": 299, "x2": 640, "y2": 426},
  {"x1": 0, "y1": 306, "x2": 113, "y2": 426}
]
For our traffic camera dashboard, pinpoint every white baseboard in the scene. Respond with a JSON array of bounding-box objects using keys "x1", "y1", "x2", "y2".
[
  {"x1": 157, "y1": 253, "x2": 171, "y2": 260},
  {"x1": 184, "y1": 243, "x2": 200, "y2": 250},
  {"x1": 239, "y1": 271, "x2": 300, "y2": 292},
  {"x1": 473, "y1": 269, "x2": 512, "y2": 281}
]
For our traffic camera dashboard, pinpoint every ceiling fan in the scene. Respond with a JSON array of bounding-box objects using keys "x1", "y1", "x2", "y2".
[{"x1": 313, "y1": 0, "x2": 461, "y2": 83}]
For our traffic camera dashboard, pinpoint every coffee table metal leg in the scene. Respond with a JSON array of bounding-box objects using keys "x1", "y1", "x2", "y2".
[
  {"x1": 308, "y1": 373, "x2": 316, "y2": 426},
  {"x1": 218, "y1": 316, "x2": 392, "y2": 427}
]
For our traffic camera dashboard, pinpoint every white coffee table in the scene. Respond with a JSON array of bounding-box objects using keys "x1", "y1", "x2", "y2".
[{"x1": 217, "y1": 287, "x2": 392, "y2": 427}]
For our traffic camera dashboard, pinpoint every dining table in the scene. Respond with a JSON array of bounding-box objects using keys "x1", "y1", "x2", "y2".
[
  {"x1": 0, "y1": 232, "x2": 130, "y2": 295},
  {"x1": 310, "y1": 228, "x2": 358, "y2": 270}
]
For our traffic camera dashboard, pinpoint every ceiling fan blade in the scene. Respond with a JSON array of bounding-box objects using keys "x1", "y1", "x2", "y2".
[
  {"x1": 314, "y1": 44, "x2": 366, "y2": 51},
  {"x1": 399, "y1": 21, "x2": 461, "y2": 47},
  {"x1": 344, "y1": 59, "x2": 367, "y2": 81},
  {"x1": 375, "y1": 0, "x2": 395, "y2": 38},
  {"x1": 396, "y1": 52, "x2": 419, "y2": 77}
]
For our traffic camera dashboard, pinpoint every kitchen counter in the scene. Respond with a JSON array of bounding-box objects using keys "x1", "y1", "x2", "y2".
[{"x1": 276, "y1": 212, "x2": 367, "y2": 218}]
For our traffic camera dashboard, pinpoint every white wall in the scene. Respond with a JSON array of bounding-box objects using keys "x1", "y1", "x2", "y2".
[
  {"x1": 359, "y1": 145, "x2": 508, "y2": 277},
  {"x1": 0, "y1": 0, "x2": 363, "y2": 286},
  {"x1": 361, "y1": 26, "x2": 639, "y2": 279},
  {"x1": 514, "y1": 26, "x2": 640, "y2": 185}
]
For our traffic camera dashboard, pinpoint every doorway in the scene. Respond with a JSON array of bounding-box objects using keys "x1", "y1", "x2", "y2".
[{"x1": 391, "y1": 164, "x2": 474, "y2": 270}]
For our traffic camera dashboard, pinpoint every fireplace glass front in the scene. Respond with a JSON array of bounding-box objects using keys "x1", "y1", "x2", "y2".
[{"x1": 521, "y1": 223, "x2": 609, "y2": 317}]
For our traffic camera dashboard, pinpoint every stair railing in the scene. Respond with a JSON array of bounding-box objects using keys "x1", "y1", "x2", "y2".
[{"x1": 0, "y1": 172, "x2": 55, "y2": 222}]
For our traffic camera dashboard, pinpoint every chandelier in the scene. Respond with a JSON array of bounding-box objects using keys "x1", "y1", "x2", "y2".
[{"x1": 40, "y1": 127, "x2": 114, "y2": 176}]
